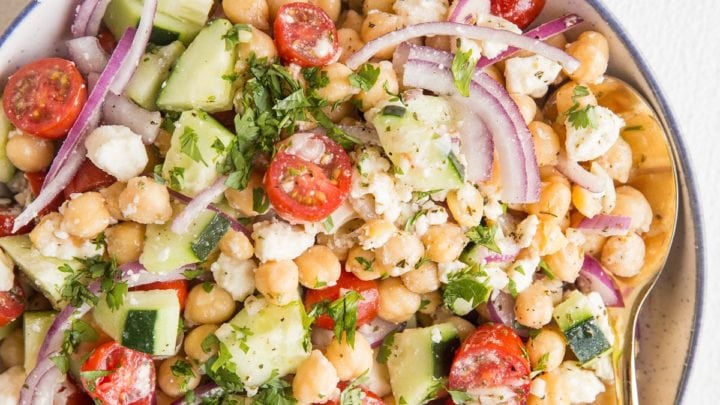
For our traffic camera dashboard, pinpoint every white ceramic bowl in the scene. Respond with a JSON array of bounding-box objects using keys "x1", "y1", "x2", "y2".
[{"x1": 0, "y1": 1, "x2": 705, "y2": 403}]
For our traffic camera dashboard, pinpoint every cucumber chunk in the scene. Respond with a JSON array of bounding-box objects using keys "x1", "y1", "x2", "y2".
[
  {"x1": 156, "y1": 19, "x2": 237, "y2": 112},
  {"x1": 553, "y1": 290, "x2": 612, "y2": 364},
  {"x1": 139, "y1": 202, "x2": 215, "y2": 273},
  {"x1": 0, "y1": 319, "x2": 18, "y2": 341},
  {"x1": 387, "y1": 323, "x2": 460, "y2": 405},
  {"x1": 191, "y1": 214, "x2": 231, "y2": 261},
  {"x1": 372, "y1": 96, "x2": 464, "y2": 191},
  {"x1": 125, "y1": 41, "x2": 185, "y2": 110},
  {"x1": 0, "y1": 110, "x2": 16, "y2": 182},
  {"x1": 214, "y1": 299, "x2": 311, "y2": 389},
  {"x1": 93, "y1": 290, "x2": 180, "y2": 356},
  {"x1": 103, "y1": 0, "x2": 212, "y2": 45},
  {"x1": 161, "y1": 110, "x2": 234, "y2": 196},
  {"x1": 0, "y1": 235, "x2": 79, "y2": 309},
  {"x1": 23, "y1": 311, "x2": 57, "y2": 371}
]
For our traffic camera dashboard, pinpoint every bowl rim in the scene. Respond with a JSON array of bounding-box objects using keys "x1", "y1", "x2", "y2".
[{"x1": 0, "y1": 0, "x2": 707, "y2": 403}]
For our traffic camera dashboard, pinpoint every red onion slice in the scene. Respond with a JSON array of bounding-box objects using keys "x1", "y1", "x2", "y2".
[
  {"x1": 556, "y1": 153, "x2": 605, "y2": 193},
  {"x1": 577, "y1": 255, "x2": 624, "y2": 307},
  {"x1": 171, "y1": 383, "x2": 223, "y2": 405},
  {"x1": 66, "y1": 36, "x2": 109, "y2": 75},
  {"x1": 576, "y1": 215, "x2": 632, "y2": 237},
  {"x1": 337, "y1": 123, "x2": 380, "y2": 146},
  {"x1": 169, "y1": 189, "x2": 250, "y2": 235},
  {"x1": 109, "y1": 0, "x2": 158, "y2": 94},
  {"x1": 70, "y1": 0, "x2": 100, "y2": 38},
  {"x1": 448, "y1": 0, "x2": 490, "y2": 24},
  {"x1": 449, "y1": 100, "x2": 494, "y2": 182},
  {"x1": 85, "y1": 0, "x2": 112, "y2": 37},
  {"x1": 346, "y1": 21, "x2": 580, "y2": 72},
  {"x1": 358, "y1": 317, "x2": 404, "y2": 348},
  {"x1": 487, "y1": 290, "x2": 529, "y2": 338},
  {"x1": 171, "y1": 176, "x2": 229, "y2": 235},
  {"x1": 19, "y1": 357, "x2": 57, "y2": 405},
  {"x1": 103, "y1": 93, "x2": 161, "y2": 144}
]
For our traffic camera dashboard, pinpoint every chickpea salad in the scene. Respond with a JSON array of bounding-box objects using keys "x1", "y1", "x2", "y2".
[{"x1": 0, "y1": 0, "x2": 663, "y2": 404}]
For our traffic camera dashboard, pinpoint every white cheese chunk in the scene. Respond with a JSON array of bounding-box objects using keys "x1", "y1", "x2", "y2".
[
  {"x1": 393, "y1": 0, "x2": 449, "y2": 25},
  {"x1": 211, "y1": 253, "x2": 257, "y2": 301},
  {"x1": 565, "y1": 106, "x2": 625, "y2": 162},
  {"x1": 505, "y1": 55, "x2": 563, "y2": 98},
  {"x1": 85, "y1": 125, "x2": 149, "y2": 181},
  {"x1": 557, "y1": 361, "x2": 606, "y2": 404},
  {"x1": 252, "y1": 220, "x2": 316, "y2": 262}
]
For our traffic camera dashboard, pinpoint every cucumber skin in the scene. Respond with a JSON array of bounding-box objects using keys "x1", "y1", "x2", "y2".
[
  {"x1": 191, "y1": 214, "x2": 231, "y2": 261},
  {"x1": 0, "y1": 110, "x2": 17, "y2": 182},
  {"x1": 125, "y1": 41, "x2": 185, "y2": 110},
  {"x1": 23, "y1": 311, "x2": 57, "y2": 371},
  {"x1": 103, "y1": 0, "x2": 209, "y2": 45},
  {"x1": 122, "y1": 310, "x2": 158, "y2": 354}
]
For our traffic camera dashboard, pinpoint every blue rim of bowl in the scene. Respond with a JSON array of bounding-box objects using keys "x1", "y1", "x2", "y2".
[
  {"x1": 585, "y1": 1, "x2": 706, "y2": 403},
  {"x1": 0, "y1": 0, "x2": 706, "y2": 403}
]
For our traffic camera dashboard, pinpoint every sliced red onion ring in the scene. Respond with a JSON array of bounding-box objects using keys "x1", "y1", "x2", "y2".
[
  {"x1": 171, "y1": 383, "x2": 223, "y2": 405},
  {"x1": 577, "y1": 254, "x2": 624, "y2": 307},
  {"x1": 448, "y1": 0, "x2": 490, "y2": 24},
  {"x1": 171, "y1": 176, "x2": 229, "y2": 235},
  {"x1": 19, "y1": 357, "x2": 57, "y2": 405},
  {"x1": 358, "y1": 317, "x2": 404, "y2": 348},
  {"x1": 487, "y1": 290, "x2": 529, "y2": 338},
  {"x1": 169, "y1": 189, "x2": 250, "y2": 235},
  {"x1": 337, "y1": 123, "x2": 380, "y2": 146},
  {"x1": 103, "y1": 92, "x2": 161, "y2": 144},
  {"x1": 576, "y1": 214, "x2": 632, "y2": 237},
  {"x1": 556, "y1": 153, "x2": 605, "y2": 193},
  {"x1": 85, "y1": 0, "x2": 112, "y2": 36},
  {"x1": 346, "y1": 21, "x2": 580, "y2": 72},
  {"x1": 71, "y1": 0, "x2": 100, "y2": 38},
  {"x1": 449, "y1": 100, "x2": 494, "y2": 182},
  {"x1": 109, "y1": 0, "x2": 158, "y2": 94},
  {"x1": 120, "y1": 261, "x2": 193, "y2": 285},
  {"x1": 66, "y1": 36, "x2": 109, "y2": 75}
]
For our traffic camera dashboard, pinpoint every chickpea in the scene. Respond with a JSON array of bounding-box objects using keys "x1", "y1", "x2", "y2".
[
  {"x1": 483, "y1": 65, "x2": 505, "y2": 86},
  {"x1": 529, "y1": 121, "x2": 560, "y2": 166},
  {"x1": 611, "y1": 186, "x2": 653, "y2": 233},
  {"x1": 377, "y1": 277, "x2": 421, "y2": 323},
  {"x1": 447, "y1": 183, "x2": 484, "y2": 227},
  {"x1": 510, "y1": 93, "x2": 537, "y2": 125},
  {"x1": 236, "y1": 27, "x2": 278, "y2": 73},
  {"x1": 418, "y1": 291, "x2": 442, "y2": 315},
  {"x1": 565, "y1": 31, "x2": 609, "y2": 84},
  {"x1": 355, "y1": 61, "x2": 399, "y2": 111},
  {"x1": 322, "y1": 101, "x2": 354, "y2": 123},
  {"x1": 185, "y1": 283, "x2": 236, "y2": 324},
  {"x1": 0, "y1": 329, "x2": 24, "y2": 368},
  {"x1": 514, "y1": 281, "x2": 555, "y2": 329},
  {"x1": 100, "y1": 181, "x2": 126, "y2": 221},
  {"x1": 527, "y1": 369, "x2": 569, "y2": 405},
  {"x1": 223, "y1": 0, "x2": 270, "y2": 31},
  {"x1": 60, "y1": 192, "x2": 114, "y2": 238},
  {"x1": 554, "y1": 81, "x2": 597, "y2": 117},
  {"x1": 582, "y1": 232, "x2": 607, "y2": 257},
  {"x1": 533, "y1": 219, "x2": 568, "y2": 256},
  {"x1": 601, "y1": 233, "x2": 645, "y2": 278},
  {"x1": 5, "y1": 132, "x2": 54, "y2": 172},
  {"x1": 544, "y1": 242, "x2": 584, "y2": 283},
  {"x1": 293, "y1": 350, "x2": 340, "y2": 403},
  {"x1": 184, "y1": 324, "x2": 219, "y2": 363},
  {"x1": 383, "y1": 396, "x2": 397, "y2": 405},
  {"x1": 105, "y1": 222, "x2": 145, "y2": 264},
  {"x1": 225, "y1": 172, "x2": 263, "y2": 217},
  {"x1": 295, "y1": 245, "x2": 342, "y2": 289},
  {"x1": 594, "y1": 137, "x2": 633, "y2": 183},
  {"x1": 357, "y1": 218, "x2": 397, "y2": 250},
  {"x1": 325, "y1": 332, "x2": 374, "y2": 381},
  {"x1": 313, "y1": 0, "x2": 342, "y2": 21},
  {"x1": 158, "y1": 356, "x2": 201, "y2": 398},
  {"x1": 267, "y1": 0, "x2": 309, "y2": 20},
  {"x1": 118, "y1": 177, "x2": 172, "y2": 224},
  {"x1": 571, "y1": 184, "x2": 602, "y2": 219},
  {"x1": 421, "y1": 224, "x2": 467, "y2": 263},
  {"x1": 400, "y1": 261, "x2": 440, "y2": 294},
  {"x1": 526, "y1": 181, "x2": 571, "y2": 223},
  {"x1": 255, "y1": 260, "x2": 299, "y2": 305},
  {"x1": 339, "y1": 10, "x2": 363, "y2": 32},
  {"x1": 346, "y1": 246, "x2": 383, "y2": 280},
  {"x1": 360, "y1": 11, "x2": 404, "y2": 60},
  {"x1": 425, "y1": 35, "x2": 452, "y2": 53},
  {"x1": 219, "y1": 229, "x2": 254, "y2": 261},
  {"x1": 337, "y1": 28, "x2": 364, "y2": 64},
  {"x1": 316, "y1": 63, "x2": 358, "y2": 103},
  {"x1": 363, "y1": 0, "x2": 394, "y2": 14},
  {"x1": 376, "y1": 231, "x2": 424, "y2": 275},
  {"x1": 527, "y1": 329, "x2": 566, "y2": 372}
]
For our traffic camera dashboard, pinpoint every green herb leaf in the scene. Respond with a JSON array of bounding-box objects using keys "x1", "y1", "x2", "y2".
[
  {"x1": 466, "y1": 223, "x2": 501, "y2": 254},
  {"x1": 381, "y1": 105, "x2": 406, "y2": 117},
  {"x1": 448, "y1": 389, "x2": 473, "y2": 404},
  {"x1": 529, "y1": 352, "x2": 550, "y2": 378},
  {"x1": 80, "y1": 370, "x2": 114, "y2": 392},
  {"x1": 169, "y1": 166, "x2": 185, "y2": 190},
  {"x1": 183, "y1": 268, "x2": 205, "y2": 280},
  {"x1": 252, "y1": 187, "x2": 270, "y2": 213},
  {"x1": 322, "y1": 216, "x2": 334, "y2": 232},
  {"x1": 180, "y1": 126, "x2": 208, "y2": 166},
  {"x1": 153, "y1": 164, "x2": 166, "y2": 185},
  {"x1": 451, "y1": 46, "x2": 478, "y2": 97},
  {"x1": 201, "y1": 333, "x2": 220, "y2": 354},
  {"x1": 508, "y1": 278, "x2": 519, "y2": 298},
  {"x1": 302, "y1": 67, "x2": 330, "y2": 89},
  {"x1": 443, "y1": 265, "x2": 492, "y2": 315},
  {"x1": 566, "y1": 85, "x2": 598, "y2": 129},
  {"x1": 405, "y1": 210, "x2": 427, "y2": 232},
  {"x1": 60, "y1": 257, "x2": 127, "y2": 310},
  {"x1": 222, "y1": 24, "x2": 252, "y2": 50},
  {"x1": 253, "y1": 370, "x2": 298, "y2": 405},
  {"x1": 539, "y1": 260, "x2": 556, "y2": 279},
  {"x1": 354, "y1": 256, "x2": 374, "y2": 272},
  {"x1": 339, "y1": 371, "x2": 369, "y2": 405},
  {"x1": 376, "y1": 332, "x2": 396, "y2": 364},
  {"x1": 311, "y1": 291, "x2": 363, "y2": 347},
  {"x1": 349, "y1": 64, "x2": 381, "y2": 91}
]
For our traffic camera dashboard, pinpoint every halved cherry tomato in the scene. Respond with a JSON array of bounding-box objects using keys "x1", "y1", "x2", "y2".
[
  {"x1": 490, "y1": 0, "x2": 546, "y2": 29},
  {"x1": 64, "y1": 160, "x2": 116, "y2": 198},
  {"x1": 2, "y1": 58, "x2": 86, "y2": 139},
  {"x1": 274, "y1": 2, "x2": 339, "y2": 67},
  {"x1": 132, "y1": 280, "x2": 189, "y2": 309},
  {"x1": 324, "y1": 382, "x2": 384, "y2": 405},
  {"x1": 304, "y1": 272, "x2": 379, "y2": 330},
  {"x1": 265, "y1": 133, "x2": 352, "y2": 222},
  {"x1": 0, "y1": 206, "x2": 33, "y2": 236},
  {"x1": 26, "y1": 171, "x2": 65, "y2": 215},
  {"x1": 97, "y1": 26, "x2": 117, "y2": 54},
  {"x1": 80, "y1": 341, "x2": 156, "y2": 405},
  {"x1": 0, "y1": 281, "x2": 25, "y2": 327},
  {"x1": 448, "y1": 323, "x2": 531, "y2": 401}
]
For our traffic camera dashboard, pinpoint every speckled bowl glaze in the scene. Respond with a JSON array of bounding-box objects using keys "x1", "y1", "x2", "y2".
[{"x1": 0, "y1": 1, "x2": 705, "y2": 404}]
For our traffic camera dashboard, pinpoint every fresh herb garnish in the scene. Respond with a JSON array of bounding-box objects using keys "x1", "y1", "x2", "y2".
[
  {"x1": 339, "y1": 371, "x2": 369, "y2": 405},
  {"x1": 529, "y1": 352, "x2": 550, "y2": 378},
  {"x1": 404, "y1": 209, "x2": 427, "y2": 232},
  {"x1": 302, "y1": 67, "x2": 330, "y2": 89},
  {"x1": 51, "y1": 319, "x2": 98, "y2": 374},
  {"x1": 253, "y1": 369, "x2": 298, "y2": 405},
  {"x1": 153, "y1": 163, "x2": 166, "y2": 185},
  {"x1": 59, "y1": 256, "x2": 127, "y2": 310},
  {"x1": 310, "y1": 290, "x2": 363, "y2": 347},
  {"x1": 222, "y1": 24, "x2": 252, "y2": 50},
  {"x1": 252, "y1": 187, "x2": 270, "y2": 213},
  {"x1": 180, "y1": 126, "x2": 208, "y2": 165},
  {"x1": 201, "y1": 333, "x2": 220, "y2": 354},
  {"x1": 231, "y1": 325, "x2": 254, "y2": 353},
  {"x1": 508, "y1": 278, "x2": 519, "y2": 298},
  {"x1": 451, "y1": 45, "x2": 478, "y2": 97},
  {"x1": 171, "y1": 359, "x2": 195, "y2": 390},
  {"x1": 539, "y1": 260, "x2": 555, "y2": 279},
  {"x1": 466, "y1": 223, "x2": 501, "y2": 254},
  {"x1": 349, "y1": 63, "x2": 380, "y2": 91},
  {"x1": 566, "y1": 86, "x2": 598, "y2": 129},
  {"x1": 448, "y1": 389, "x2": 473, "y2": 404},
  {"x1": 80, "y1": 370, "x2": 114, "y2": 392},
  {"x1": 376, "y1": 331, "x2": 396, "y2": 364},
  {"x1": 322, "y1": 216, "x2": 334, "y2": 232},
  {"x1": 443, "y1": 264, "x2": 492, "y2": 315},
  {"x1": 354, "y1": 256, "x2": 374, "y2": 272},
  {"x1": 169, "y1": 166, "x2": 185, "y2": 189}
]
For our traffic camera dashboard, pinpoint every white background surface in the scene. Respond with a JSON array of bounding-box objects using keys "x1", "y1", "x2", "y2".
[{"x1": 602, "y1": 1, "x2": 719, "y2": 401}]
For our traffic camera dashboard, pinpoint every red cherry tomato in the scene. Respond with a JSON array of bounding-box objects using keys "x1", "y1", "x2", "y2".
[
  {"x1": 80, "y1": 341, "x2": 156, "y2": 405},
  {"x1": 97, "y1": 26, "x2": 117, "y2": 54},
  {"x1": 274, "y1": 2, "x2": 339, "y2": 67},
  {"x1": 2, "y1": 58, "x2": 87, "y2": 139},
  {"x1": 265, "y1": 133, "x2": 352, "y2": 222},
  {"x1": 0, "y1": 282, "x2": 25, "y2": 327},
  {"x1": 0, "y1": 206, "x2": 34, "y2": 236},
  {"x1": 26, "y1": 171, "x2": 66, "y2": 215},
  {"x1": 448, "y1": 323, "x2": 531, "y2": 401},
  {"x1": 324, "y1": 382, "x2": 384, "y2": 405},
  {"x1": 304, "y1": 272, "x2": 379, "y2": 330},
  {"x1": 64, "y1": 160, "x2": 116, "y2": 198},
  {"x1": 490, "y1": 0, "x2": 546, "y2": 29},
  {"x1": 131, "y1": 280, "x2": 189, "y2": 310}
]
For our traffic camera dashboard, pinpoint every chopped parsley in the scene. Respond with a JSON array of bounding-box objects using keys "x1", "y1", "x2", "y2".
[
  {"x1": 539, "y1": 260, "x2": 556, "y2": 279},
  {"x1": 302, "y1": 66, "x2": 330, "y2": 89},
  {"x1": 339, "y1": 371, "x2": 369, "y2": 405},
  {"x1": 169, "y1": 166, "x2": 185, "y2": 189},
  {"x1": 448, "y1": 389, "x2": 473, "y2": 404},
  {"x1": 451, "y1": 44, "x2": 478, "y2": 97},
  {"x1": 322, "y1": 216, "x2": 334, "y2": 232},
  {"x1": 171, "y1": 359, "x2": 195, "y2": 390},
  {"x1": 376, "y1": 331, "x2": 396, "y2": 364},
  {"x1": 465, "y1": 223, "x2": 501, "y2": 254},
  {"x1": 80, "y1": 370, "x2": 114, "y2": 392},
  {"x1": 349, "y1": 63, "x2": 381, "y2": 91},
  {"x1": 201, "y1": 333, "x2": 220, "y2": 354},
  {"x1": 253, "y1": 370, "x2": 297, "y2": 405},
  {"x1": 566, "y1": 86, "x2": 599, "y2": 129},
  {"x1": 51, "y1": 319, "x2": 98, "y2": 374},
  {"x1": 180, "y1": 126, "x2": 208, "y2": 165},
  {"x1": 443, "y1": 264, "x2": 492, "y2": 315},
  {"x1": 507, "y1": 278, "x2": 519, "y2": 298},
  {"x1": 231, "y1": 325, "x2": 254, "y2": 353},
  {"x1": 404, "y1": 209, "x2": 427, "y2": 232},
  {"x1": 530, "y1": 352, "x2": 550, "y2": 379},
  {"x1": 252, "y1": 187, "x2": 270, "y2": 213},
  {"x1": 354, "y1": 256, "x2": 374, "y2": 272},
  {"x1": 310, "y1": 290, "x2": 363, "y2": 347},
  {"x1": 222, "y1": 24, "x2": 252, "y2": 50},
  {"x1": 59, "y1": 256, "x2": 127, "y2": 310}
]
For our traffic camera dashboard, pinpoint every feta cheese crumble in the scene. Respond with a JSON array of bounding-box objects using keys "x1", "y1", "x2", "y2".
[
  {"x1": 85, "y1": 125, "x2": 149, "y2": 181},
  {"x1": 565, "y1": 106, "x2": 625, "y2": 161},
  {"x1": 505, "y1": 55, "x2": 563, "y2": 98}
]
